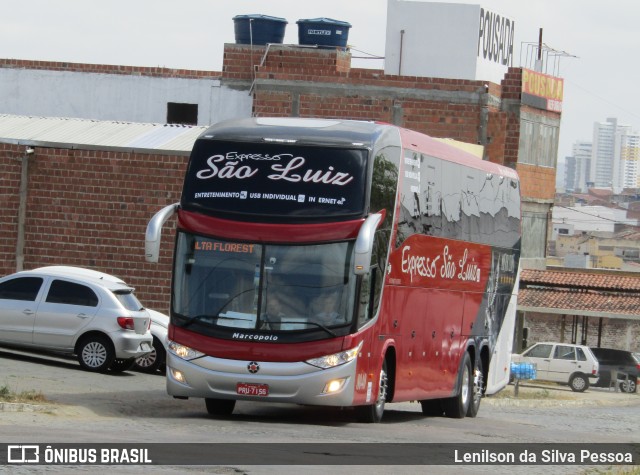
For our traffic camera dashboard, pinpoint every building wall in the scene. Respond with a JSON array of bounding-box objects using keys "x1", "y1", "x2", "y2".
[
  {"x1": 0, "y1": 143, "x2": 22, "y2": 273},
  {"x1": 522, "y1": 312, "x2": 639, "y2": 352},
  {"x1": 0, "y1": 59, "x2": 252, "y2": 125},
  {"x1": 0, "y1": 144, "x2": 184, "y2": 313}
]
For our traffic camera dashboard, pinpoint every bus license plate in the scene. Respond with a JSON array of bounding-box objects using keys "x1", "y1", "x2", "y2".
[{"x1": 236, "y1": 382, "x2": 269, "y2": 396}]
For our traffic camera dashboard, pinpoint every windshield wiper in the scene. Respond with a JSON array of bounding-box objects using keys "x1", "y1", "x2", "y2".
[
  {"x1": 180, "y1": 313, "x2": 217, "y2": 328},
  {"x1": 278, "y1": 319, "x2": 338, "y2": 337}
]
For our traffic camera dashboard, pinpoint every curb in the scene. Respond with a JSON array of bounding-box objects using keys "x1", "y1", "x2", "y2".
[{"x1": 0, "y1": 402, "x2": 57, "y2": 413}]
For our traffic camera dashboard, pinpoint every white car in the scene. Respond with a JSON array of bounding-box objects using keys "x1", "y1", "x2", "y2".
[
  {"x1": 133, "y1": 308, "x2": 168, "y2": 373},
  {"x1": 511, "y1": 342, "x2": 600, "y2": 392},
  {"x1": 0, "y1": 266, "x2": 153, "y2": 373}
]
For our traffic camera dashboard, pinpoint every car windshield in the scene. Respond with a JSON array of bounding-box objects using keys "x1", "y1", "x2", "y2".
[
  {"x1": 172, "y1": 233, "x2": 356, "y2": 335},
  {"x1": 113, "y1": 290, "x2": 144, "y2": 311}
]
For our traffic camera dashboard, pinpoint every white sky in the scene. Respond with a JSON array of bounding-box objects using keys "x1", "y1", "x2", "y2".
[{"x1": 2, "y1": 0, "x2": 639, "y2": 177}]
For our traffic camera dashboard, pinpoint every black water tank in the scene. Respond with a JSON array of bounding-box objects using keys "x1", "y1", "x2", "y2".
[
  {"x1": 233, "y1": 14, "x2": 288, "y2": 45},
  {"x1": 296, "y1": 18, "x2": 352, "y2": 49}
]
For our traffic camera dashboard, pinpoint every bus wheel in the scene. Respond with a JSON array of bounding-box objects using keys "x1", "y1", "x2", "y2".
[
  {"x1": 355, "y1": 360, "x2": 388, "y2": 423},
  {"x1": 443, "y1": 352, "x2": 472, "y2": 418},
  {"x1": 466, "y1": 357, "x2": 483, "y2": 418},
  {"x1": 205, "y1": 398, "x2": 236, "y2": 416}
]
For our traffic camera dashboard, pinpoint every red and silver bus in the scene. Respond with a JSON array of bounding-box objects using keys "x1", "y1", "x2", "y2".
[{"x1": 145, "y1": 117, "x2": 521, "y2": 422}]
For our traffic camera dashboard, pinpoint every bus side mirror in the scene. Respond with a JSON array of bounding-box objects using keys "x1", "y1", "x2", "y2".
[
  {"x1": 145, "y1": 203, "x2": 179, "y2": 263},
  {"x1": 354, "y1": 213, "x2": 383, "y2": 275}
]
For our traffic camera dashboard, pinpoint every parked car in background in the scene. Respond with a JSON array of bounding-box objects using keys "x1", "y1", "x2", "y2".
[
  {"x1": 0, "y1": 266, "x2": 153, "y2": 373},
  {"x1": 133, "y1": 308, "x2": 168, "y2": 373},
  {"x1": 590, "y1": 347, "x2": 639, "y2": 393},
  {"x1": 511, "y1": 342, "x2": 599, "y2": 392}
]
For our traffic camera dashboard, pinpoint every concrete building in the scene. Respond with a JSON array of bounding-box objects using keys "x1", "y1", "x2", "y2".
[
  {"x1": 621, "y1": 131, "x2": 640, "y2": 189},
  {"x1": 0, "y1": 61, "x2": 250, "y2": 126},
  {"x1": 564, "y1": 140, "x2": 592, "y2": 193},
  {"x1": 590, "y1": 117, "x2": 631, "y2": 192}
]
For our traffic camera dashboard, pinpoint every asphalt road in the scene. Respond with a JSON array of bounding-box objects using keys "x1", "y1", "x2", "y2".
[{"x1": 0, "y1": 347, "x2": 638, "y2": 474}]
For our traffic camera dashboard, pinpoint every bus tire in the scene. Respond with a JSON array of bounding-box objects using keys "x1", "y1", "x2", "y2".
[
  {"x1": 205, "y1": 398, "x2": 236, "y2": 416},
  {"x1": 355, "y1": 360, "x2": 388, "y2": 423},
  {"x1": 443, "y1": 352, "x2": 472, "y2": 418},
  {"x1": 466, "y1": 356, "x2": 483, "y2": 418}
]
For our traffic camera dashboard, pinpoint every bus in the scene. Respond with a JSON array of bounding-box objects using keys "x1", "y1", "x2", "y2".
[{"x1": 145, "y1": 117, "x2": 521, "y2": 422}]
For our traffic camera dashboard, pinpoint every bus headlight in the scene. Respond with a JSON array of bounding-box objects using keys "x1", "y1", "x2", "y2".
[
  {"x1": 168, "y1": 340, "x2": 204, "y2": 360},
  {"x1": 306, "y1": 341, "x2": 362, "y2": 369},
  {"x1": 323, "y1": 378, "x2": 347, "y2": 394}
]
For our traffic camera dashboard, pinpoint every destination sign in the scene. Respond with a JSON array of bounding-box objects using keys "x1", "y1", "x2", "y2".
[{"x1": 181, "y1": 141, "x2": 368, "y2": 220}]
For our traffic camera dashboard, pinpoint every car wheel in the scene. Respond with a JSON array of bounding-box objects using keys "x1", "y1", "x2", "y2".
[
  {"x1": 443, "y1": 352, "x2": 472, "y2": 418},
  {"x1": 569, "y1": 373, "x2": 589, "y2": 392},
  {"x1": 205, "y1": 398, "x2": 236, "y2": 416},
  {"x1": 134, "y1": 336, "x2": 166, "y2": 373},
  {"x1": 110, "y1": 358, "x2": 136, "y2": 373},
  {"x1": 77, "y1": 335, "x2": 115, "y2": 373},
  {"x1": 355, "y1": 360, "x2": 388, "y2": 423},
  {"x1": 620, "y1": 378, "x2": 637, "y2": 393}
]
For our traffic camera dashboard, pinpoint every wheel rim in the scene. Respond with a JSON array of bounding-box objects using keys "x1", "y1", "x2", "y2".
[
  {"x1": 460, "y1": 364, "x2": 470, "y2": 404},
  {"x1": 136, "y1": 349, "x2": 157, "y2": 368},
  {"x1": 376, "y1": 367, "x2": 388, "y2": 412},
  {"x1": 82, "y1": 341, "x2": 107, "y2": 368},
  {"x1": 472, "y1": 367, "x2": 483, "y2": 407},
  {"x1": 622, "y1": 380, "x2": 636, "y2": 393},
  {"x1": 573, "y1": 377, "x2": 585, "y2": 391}
]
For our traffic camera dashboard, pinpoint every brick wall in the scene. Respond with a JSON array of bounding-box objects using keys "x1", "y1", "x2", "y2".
[
  {"x1": 224, "y1": 44, "x2": 501, "y2": 150},
  {"x1": 517, "y1": 164, "x2": 557, "y2": 201},
  {"x1": 523, "y1": 312, "x2": 639, "y2": 351},
  {"x1": 0, "y1": 145, "x2": 187, "y2": 313},
  {"x1": 0, "y1": 143, "x2": 22, "y2": 274}
]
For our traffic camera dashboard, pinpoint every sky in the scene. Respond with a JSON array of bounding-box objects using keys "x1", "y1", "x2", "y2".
[{"x1": 2, "y1": 0, "x2": 640, "y2": 181}]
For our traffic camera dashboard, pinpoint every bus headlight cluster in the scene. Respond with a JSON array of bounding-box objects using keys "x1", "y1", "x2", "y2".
[
  {"x1": 168, "y1": 340, "x2": 204, "y2": 360},
  {"x1": 305, "y1": 341, "x2": 362, "y2": 369}
]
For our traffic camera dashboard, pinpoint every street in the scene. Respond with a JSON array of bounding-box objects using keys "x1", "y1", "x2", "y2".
[{"x1": 0, "y1": 347, "x2": 638, "y2": 474}]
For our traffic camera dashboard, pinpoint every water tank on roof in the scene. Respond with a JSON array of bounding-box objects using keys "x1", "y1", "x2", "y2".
[
  {"x1": 233, "y1": 14, "x2": 288, "y2": 46},
  {"x1": 296, "y1": 18, "x2": 351, "y2": 49}
]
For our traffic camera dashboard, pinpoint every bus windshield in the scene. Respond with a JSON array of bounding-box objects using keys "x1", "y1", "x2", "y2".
[{"x1": 172, "y1": 232, "x2": 357, "y2": 336}]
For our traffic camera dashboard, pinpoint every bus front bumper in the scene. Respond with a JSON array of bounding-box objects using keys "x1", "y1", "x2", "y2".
[{"x1": 166, "y1": 352, "x2": 358, "y2": 407}]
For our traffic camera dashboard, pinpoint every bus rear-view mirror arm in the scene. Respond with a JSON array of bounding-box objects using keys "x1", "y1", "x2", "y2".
[
  {"x1": 145, "y1": 203, "x2": 179, "y2": 263},
  {"x1": 354, "y1": 212, "x2": 383, "y2": 275}
]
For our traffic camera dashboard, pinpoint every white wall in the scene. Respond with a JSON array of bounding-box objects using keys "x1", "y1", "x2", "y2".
[
  {"x1": 384, "y1": 1, "x2": 513, "y2": 83},
  {"x1": 0, "y1": 68, "x2": 252, "y2": 125}
]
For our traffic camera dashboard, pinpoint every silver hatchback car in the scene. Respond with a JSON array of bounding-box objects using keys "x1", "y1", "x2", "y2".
[{"x1": 0, "y1": 266, "x2": 153, "y2": 372}]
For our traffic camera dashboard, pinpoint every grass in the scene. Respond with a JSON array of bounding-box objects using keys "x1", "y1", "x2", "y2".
[{"x1": 0, "y1": 384, "x2": 47, "y2": 403}]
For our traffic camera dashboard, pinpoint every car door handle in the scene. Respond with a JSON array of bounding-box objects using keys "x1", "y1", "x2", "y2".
[
  {"x1": 76, "y1": 313, "x2": 89, "y2": 319},
  {"x1": 23, "y1": 309, "x2": 35, "y2": 315}
]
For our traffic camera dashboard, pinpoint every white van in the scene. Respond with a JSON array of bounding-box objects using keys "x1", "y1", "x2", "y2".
[{"x1": 511, "y1": 342, "x2": 599, "y2": 392}]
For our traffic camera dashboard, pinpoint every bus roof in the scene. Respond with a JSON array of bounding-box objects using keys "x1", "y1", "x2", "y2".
[
  {"x1": 197, "y1": 117, "x2": 393, "y2": 149},
  {"x1": 196, "y1": 117, "x2": 518, "y2": 182}
]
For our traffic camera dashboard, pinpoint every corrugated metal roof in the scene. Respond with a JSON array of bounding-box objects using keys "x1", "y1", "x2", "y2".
[{"x1": 0, "y1": 114, "x2": 206, "y2": 153}]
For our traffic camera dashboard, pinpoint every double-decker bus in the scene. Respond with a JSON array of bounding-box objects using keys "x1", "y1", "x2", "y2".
[{"x1": 145, "y1": 117, "x2": 521, "y2": 422}]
